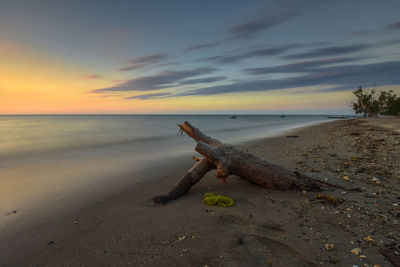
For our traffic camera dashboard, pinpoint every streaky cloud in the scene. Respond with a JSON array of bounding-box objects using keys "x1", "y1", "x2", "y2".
[
  {"x1": 246, "y1": 47, "x2": 291, "y2": 57},
  {"x1": 174, "y1": 60, "x2": 400, "y2": 97},
  {"x1": 348, "y1": 20, "x2": 400, "y2": 37},
  {"x1": 194, "y1": 46, "x2": 292, "y2": 64},
  {"x1": 124, "y1": 92, "x2": 171, "y2": 100},
  {"x1": 282, "y1": 44, "x2": 371, "y2": 59},
  {"x1": 117, "y1": 54, "x2": 168, "y2": 71},
  {"x1": 154, "y1": 62, "x2": 180, "y2": 68},
  {"x1": 193, "y1": 55, "x2": 225, "y2": 63},
  {"x1": 179, "y1": 76, "x2": 226, "y2": 85},
  {"x1": 91, "y1": 67, "x2": 216, "y2": 93},
  {"x1": 245, "y1": 57, "x2": 364, "y2": 75},
  {"x1": 185, "y1": 42, "x2": 220, "y2": 51},
  {"x1": 184, "y1": 14, "x2": 308, "y2": 52},
  {"x1": 230, "y1": 13, "x2": 296, "y2": 39}
]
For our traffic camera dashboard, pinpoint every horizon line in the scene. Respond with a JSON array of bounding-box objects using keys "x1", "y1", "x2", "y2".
[{"x1": 0, "y1": 113, "x2": 355, "y2": 116}]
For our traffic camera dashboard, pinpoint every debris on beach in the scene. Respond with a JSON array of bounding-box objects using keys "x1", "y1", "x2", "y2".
[
  {"x1": 202, "y1": 193, "x2": 234, "y2": 207},
  {"x1": 363, "y1": 236, "x2": 375, "y2": 243},
  {"x1": 371, "y1": 177, "x2": 380, "y2": 184},
  {"x1": 6, "y1": 210, "x2": 17, "y2": 215},
  {"x1": 324, "y1": 243, "x2": 335, "y2": 251},
  {"x1": 316, "y1": 193, "x2": 344, "y2": 205},
  {"x1": 351, "y1": 247, "x2": 361, "y2": 256},
  {"x1": 177, "y1": 235, "x2": 186, "y2": 241}
]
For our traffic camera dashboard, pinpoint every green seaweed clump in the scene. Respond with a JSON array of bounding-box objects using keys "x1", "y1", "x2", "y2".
[{"x1": 203, "y1": 193, "x2": 234, "y2": 207}]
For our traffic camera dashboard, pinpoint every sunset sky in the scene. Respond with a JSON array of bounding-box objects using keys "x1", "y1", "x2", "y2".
[{"x1": 1, "y1": 0, "x2": 400, "y2": 114}]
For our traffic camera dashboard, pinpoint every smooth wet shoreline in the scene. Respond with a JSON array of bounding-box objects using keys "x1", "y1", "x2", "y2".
[{"x1": 0, "y1": 115, "x2": 331, "y2": 231}]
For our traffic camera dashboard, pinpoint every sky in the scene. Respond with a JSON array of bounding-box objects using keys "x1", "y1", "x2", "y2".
[{"x1": 1, "y1": 0, "x2": 400, "y2": 114}]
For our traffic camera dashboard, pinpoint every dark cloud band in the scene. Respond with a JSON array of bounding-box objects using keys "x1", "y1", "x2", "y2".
[
  {"x1": 92, "y1": 67, "x2": 217, "y2": 93},
  {"x1": 282, "y1": 44, "x2": 371, "y2": 59}
]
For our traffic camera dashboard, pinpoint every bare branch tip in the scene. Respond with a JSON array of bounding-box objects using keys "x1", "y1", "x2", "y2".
[{"x1": 176, "y1": 124, "x2": 184, "y2": 136}]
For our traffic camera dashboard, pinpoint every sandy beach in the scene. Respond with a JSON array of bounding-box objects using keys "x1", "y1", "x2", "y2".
[{"x1": 1, "y1": 117, "x2": 400, "y2": 267}]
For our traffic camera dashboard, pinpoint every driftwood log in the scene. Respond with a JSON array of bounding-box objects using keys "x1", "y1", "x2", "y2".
[{"x1": 154, "y1": 121, "x2": 359, "y2": 204}]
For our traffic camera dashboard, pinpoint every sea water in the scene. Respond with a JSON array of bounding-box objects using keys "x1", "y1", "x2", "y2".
[{"x1": 0, "y1": 115, "x2": 332, "y2": 227}]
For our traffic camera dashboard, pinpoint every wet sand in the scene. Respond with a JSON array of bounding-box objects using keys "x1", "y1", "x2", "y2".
[{"x1": 1, "y1": 117, "x2": 400, "y2": 266}]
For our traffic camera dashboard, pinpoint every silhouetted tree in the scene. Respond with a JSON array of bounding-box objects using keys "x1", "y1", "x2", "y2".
[
  {"x1": 352, "y1": 86, "x2": 377, "y2": 117},
  {"x1": 379, "y1": 90, "x2": 400, "y2": 116},
  {"x1": 352, "y1": 86, "x2": 400, "y2": 117}
]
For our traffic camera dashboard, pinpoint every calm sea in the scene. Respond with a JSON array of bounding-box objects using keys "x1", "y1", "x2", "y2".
[{"x1": 0, "y1": 115, "x2": 333, "y2": 227}]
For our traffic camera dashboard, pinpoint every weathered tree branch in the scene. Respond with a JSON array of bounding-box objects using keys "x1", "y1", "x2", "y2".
[
  {"x1": 178, "y1": 121, "x2": 221, "y2": 146},
  {"x1": 154, "y1": 121, "x2": 359, "y2": 204},
  {"x1": 153, "y1": 158, "x2": 214, "y2": 204}
]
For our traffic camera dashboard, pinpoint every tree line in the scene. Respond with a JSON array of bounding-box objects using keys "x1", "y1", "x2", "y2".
[{"x1": 352, "y1": 86, "x2": 400, "y2": 117}]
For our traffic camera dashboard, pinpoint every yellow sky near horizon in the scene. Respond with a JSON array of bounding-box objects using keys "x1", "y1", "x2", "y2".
[{"x1": 1, "y1": 42, "x2": 392, "y2": 114}]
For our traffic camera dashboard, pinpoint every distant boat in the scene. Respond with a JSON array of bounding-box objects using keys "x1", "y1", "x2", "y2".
[
  {"x1": 280, "y1": 115, "x2": 286, "y2": 118},
  {"x1": 328, "y1": 115, "x2": 346, "y2": 119},
  {"x1": 230, "y1": 115, "x2": 237, "y2": 119}
]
